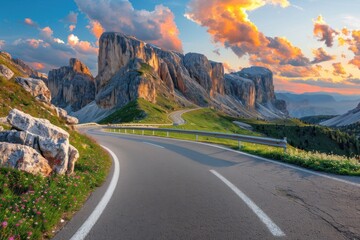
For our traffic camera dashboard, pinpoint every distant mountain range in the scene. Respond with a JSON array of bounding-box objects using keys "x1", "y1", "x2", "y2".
[
  {"x1": 276, "y1": 92, "x2": 360, "y2": 118},
  {"x1": 321, "y1": 103, "x2": 360, "y2": 127}
]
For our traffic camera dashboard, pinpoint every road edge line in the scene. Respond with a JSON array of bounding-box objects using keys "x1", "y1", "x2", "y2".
[
  {"x1": 210, "y1": 170, "x2": 285, "y2": 237},
  {"x1": 70, "y1": 145, "x2": 120, "y2": 240}
]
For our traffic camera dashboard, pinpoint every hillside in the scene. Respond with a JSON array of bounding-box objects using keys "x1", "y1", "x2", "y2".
[
  {"x1": 0, "y1": 52, "x2": 111, "y2": 239},
  {"x1": 321, "y1": 103, "x2": 360, "y2": 127}
]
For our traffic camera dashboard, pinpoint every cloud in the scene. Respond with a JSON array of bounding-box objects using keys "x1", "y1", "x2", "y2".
[
  {"x1": 87, "y1": 20, "x2": 105, "y2": 40},
  {"x1": 311, "y1": 47, "x2": 335, "y2": 64},
  {"x1": 332, "y1": 62, "x2": 346, "y2": 76},
  {"x1": 24, "y1": 18, "x2": 38, "y2": 28},
  {"x1": 185, "y1": 0, "x2": 319, "y2": 78},
  {"x1": 40, "y1": 27, "x2": 54, "y2": 40},
  {"x1": 223, "y1": 62, "x2": 235, "y2": 73},
  {"x1": 75, "y1": 0, "x2": 183, "y2": 52},
  {"x1": 313, "y1": 15, "x2": 338, "y2": 47},
  {"x1": 62, "y1": 11, "x2": 78, "y2": 24},
  {"x1": 69, "y1": 25, "x2": 76, "y2": 32},
  {"x1": 27, "y1": 62, "x2": 46, "y2": 70},
  {"x1": 68, "y1": 34, "x2": 98, "y2": 55}
]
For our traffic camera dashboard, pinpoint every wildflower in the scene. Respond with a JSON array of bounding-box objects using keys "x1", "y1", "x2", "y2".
[
  {"x1": 8, "y1": 236, "x2": 14, "y2": 240},
  {"x1": 2, "y1": 221, "x2": 8, "y2": 228}
]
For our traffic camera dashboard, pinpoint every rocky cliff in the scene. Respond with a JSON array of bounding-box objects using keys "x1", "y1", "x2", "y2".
[
  {"x1": 89, "y1": 32, "x2": 287, "y2": 120},
  {"x1": 321, "y1": 103, "x2": 360, "y2": 127},
  {"x1": 48, "y1": 58, "x2": 95, "y2": 112}
]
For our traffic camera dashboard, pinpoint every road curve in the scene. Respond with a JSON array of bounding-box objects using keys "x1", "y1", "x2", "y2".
[
  {"x1": 168, "y1": 108, "x2": 202, "y2": 125},
  {"x1": 54, "y1": 127, "x2": 360, "y2": 240}
]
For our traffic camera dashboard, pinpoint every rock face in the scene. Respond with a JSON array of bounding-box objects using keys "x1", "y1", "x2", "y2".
[
  {"x1": 12, "y1": 58, "x2": 48, "y2": 81},
  {"x1": 92, "y1": 32, "x2": 286, "y2": 119},
  {"x1": 0, "y1": 142, "x2": 52, "y2": 177},
  {"x1": 0, "y1": 64, "x2": 14, "y2": 80},
  {"x1": 48, "y1": 58, "x2": 95, "y2": 112},
  {"x1": 3, "y1": 109, "x2": 79, "y2": 175},
  {"x1": 15, "y1": 77, "x2": 51, "y2": 104}
]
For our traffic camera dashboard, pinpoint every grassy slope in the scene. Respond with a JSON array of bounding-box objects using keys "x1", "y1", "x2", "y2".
[
  {"x1": 0, "y1": 58, "x2": 111, "y2": 239},
  {"x1": 300, "y1": 115, "x2": 338, "y2": 124},
  {"x1": 99, "y1": 95, "x2": 180, "y2": 124}
]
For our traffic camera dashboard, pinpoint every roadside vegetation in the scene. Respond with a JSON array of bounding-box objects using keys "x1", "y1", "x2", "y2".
[
  {"x1": 300, "y1": 115, "x2": 337, "y2": 124},
  {"x1": 0, "y1": 61, "x2": 112, "y2": 239},
  {"x1": 107, "y1": 107, "x2": 360, "y2": 176}
]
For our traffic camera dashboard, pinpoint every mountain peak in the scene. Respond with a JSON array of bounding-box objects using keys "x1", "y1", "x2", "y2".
[{"x1": 69, "y1": 58, "x2": 92, "y2": 76}]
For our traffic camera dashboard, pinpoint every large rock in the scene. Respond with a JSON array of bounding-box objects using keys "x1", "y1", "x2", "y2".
[
  {"x1": 48, "y1": 58, "x2": 95, "y2": 112},
  {"x1": 224, "y1": 74, "x2": 255, "y2": 109},
  {"x1": 12, "y1": 59, "x2": 48, "y2": 82},
  {"x1": 0, "y1": 64, "x2": 14, "y2": 80},
  {"x1": 0, "y1": 142, "x2": 52, "y2": 177},
  {"x1": 15, "y1": 77, "x2": 51, "y2": 104},
  {"x1": 0, "y1": 126, "x2": 3, "y2": 131},
  {"x1": 6, "y1": 109, "x2": 79, "y2": 175},
  {"x1": 7, "y1": 109, "x2": 69, "y2": 139}
]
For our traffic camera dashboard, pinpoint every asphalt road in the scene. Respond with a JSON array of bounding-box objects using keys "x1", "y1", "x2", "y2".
[
  {"x1": 55, "y1": 127, "x2": 360, "y2": 240},
  {"x1": 168, "y1": 108, "x2": 202, "y2": 125}
]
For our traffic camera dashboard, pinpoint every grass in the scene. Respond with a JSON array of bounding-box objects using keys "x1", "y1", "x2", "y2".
[
  {"x1": 0, "y1": 57, "x2": 112, "y2": 239},
  {"x1": 107, "y1": 108, "x2": 360, "y2": 176}
]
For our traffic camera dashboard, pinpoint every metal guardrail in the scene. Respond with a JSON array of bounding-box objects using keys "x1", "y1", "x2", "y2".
[{"x1": 104, "y1": 126, "x2": 288, "y2": 152}]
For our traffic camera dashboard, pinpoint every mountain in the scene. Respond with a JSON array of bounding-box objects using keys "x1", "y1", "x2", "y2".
[
  {"x1": 276, "y1": 92, "x2": 359, "y2": 118},
  {"x1": 67, "y1": 32, "x2": 287, "y2": 123},
  {"x1": 48, "y1": 58, "x2": 95, "y2": 112},
  {"x1": 321, "y1": 103, "x2": 360, "y2": 127}
]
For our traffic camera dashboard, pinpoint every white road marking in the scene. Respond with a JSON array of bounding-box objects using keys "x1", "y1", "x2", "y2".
[
  {"x1": 142, "y1": 141, "x2": 165, "y2": 149},
  {"x1": 70, "y1": 146, "x2": 120, "y2": 240},
  {"x1": 210, "y1": 170, "x2": 285, "y2": 237}
]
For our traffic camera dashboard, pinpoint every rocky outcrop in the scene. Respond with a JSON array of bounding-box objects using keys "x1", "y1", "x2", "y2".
[
  {"x1": 15, "y1": 77, "x2": 51, "y2": 104},
  {"x1": 0, "y1": 64, "x2": 14, "y2": 80},
  {"x1": 0, "y1": 142, "x2": 52, "y2": 177},
  {"x1": 48, "y1": 58, "x2": 95, "y2": 112},
  {"x1": 12, "y1": 59, "x2": 48, "y2": 81},
  {"x1": 3, "y1": 109, "x2": 79, "y2": 175},
  {"x1": 61, "y1": 32, "x2": 287, "y2": 122},
  {"x1": 224, "y1": 74, "x2": 255, "y2": 109}
]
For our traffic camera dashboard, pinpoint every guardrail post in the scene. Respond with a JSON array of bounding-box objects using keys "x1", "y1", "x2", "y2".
[
  {"x1": 283, "y1": 137, "x2": 287, "y2": 153},
  {"x1": 133, "y1": 129, "x2": 135, "y2": 134},
  {"x1": 167, "y1": 131, "x2": 169, "y2": 137},
  {"x1": 142, "y1": 130, "x2": 144, "y2": 135},
  {"x1": 196, "y1": 135, "x2": 198, "y2": 141},
  {"x1": 125, "y1": 129, "x2": 127, "y2": 134},
  {"x1": 238, "y1": 140, "x2": 241, "y2": 150},
  {"x1": 152, "y1": 130, "x2": 155, "y2": 136}
]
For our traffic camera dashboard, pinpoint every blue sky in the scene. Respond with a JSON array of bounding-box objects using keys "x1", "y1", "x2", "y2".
[{"x1": 1, "y1": 0, "x2": 360, "y2": 94}]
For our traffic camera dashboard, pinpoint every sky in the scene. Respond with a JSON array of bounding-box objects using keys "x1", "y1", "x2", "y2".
[{"x1": 0, "y1": 0, "x2": 360, "y2": 95}]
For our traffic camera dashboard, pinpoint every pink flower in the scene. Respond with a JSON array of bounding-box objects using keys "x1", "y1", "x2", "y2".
[
  {"x1": 36, "y1": 211, "x2": 41, "y2": 215},
  {"x1": 8, "y1": 236, "x2": 14, "y2": 240},
  {"x1": 2, "y1": 221, "x2": 8, "y2": 228},
  {"x1": 28, "y1": 232, "x2": 32, "y2": 236}
]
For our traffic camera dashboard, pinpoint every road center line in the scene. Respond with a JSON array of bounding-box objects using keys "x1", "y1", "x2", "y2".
[
  {"x1": 70, "y1": 146, "x2": 120, "y2": 240},
  {"x1": 210, "y1": 170, "x2": 285, "y2": 237},
  {"x1": 142, "y1": 141, "x2": 165, "y2": 149}
]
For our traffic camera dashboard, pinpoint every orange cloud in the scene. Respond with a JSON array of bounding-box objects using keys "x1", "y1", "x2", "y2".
[
  {"x1": 28, "y1": 62, "x2": 45, "y2": 70},
  {"x1": 24, "y1": 18, "x2": 38, "y2": 27},
  {"x1": 313, "y1": 15, "x2": 338, "y2": 47},
  {"x1": 89, "y1": 20, "x2": 105, "y2": 39},
  {"x1": 332, "y1": 62, "x2": 346, "y2": 76},
  {"x1": 223, "y1": 62, "x2": 235, "y2": 73},
  {"x1": 69, "y1": 25, "x2": 76, "y2": 32},
  {"x1": 185, "y1": 0, "x2": 318, "y2": 79},
  {"x1": 311, "y1": 47, "x2": 335, "y2": 64}
]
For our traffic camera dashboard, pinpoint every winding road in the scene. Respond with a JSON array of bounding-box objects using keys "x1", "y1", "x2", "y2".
[
  {"x1": 54, "y1": 127, "x2": 360, "y2": 240},
  {"x1": 168, "y1": 108, "x2": 202, "y2": 125}
]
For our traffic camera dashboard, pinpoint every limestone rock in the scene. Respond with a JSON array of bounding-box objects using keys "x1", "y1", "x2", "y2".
[
  {"x1": 224, "y1": 74, "x2": 256, "y2": 109},
  {"x1": 65, "y1": 115, "x2": 79, "y2": 125},
  {"x1": 0, "y1": 126, "x2": 3, "y2": 131},
  {"x1": 0, "y1": 51, "x2": 12, "y2": 59},
  {"x1": 7, "y1": 109, "x2": 69, "y2": 139},
  {"x1": 12, "y1": 59, "x2": 48, "y2": 82},
  {"x1": 67, "y1": 144, "x2": 79, "y2": 175},
  {"x1": 48, "y1": 58, "x2": 95, "y2": 112},
  {"x1": 15, "y1": 77, "x2": 51, "y2": 104},
  {"x1": 0, "y1": 64, "x2": 14, "y2": 80},
  {"x1": 0, "y1": 142, "x2": 52, "y2": 177}
]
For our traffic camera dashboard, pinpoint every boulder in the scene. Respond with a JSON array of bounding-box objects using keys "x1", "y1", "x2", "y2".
[
  {"x1": 0, "y1": 51, "x2": 12, "y2": 59},
  {"x1": 6, "y1": 109, "x2": 79, "y2": 175},
  {"x1": 0, "y1": 142, "x2": 52, "y2": 177},
  {"x1": 15, "y1": 77, "x2": 52, "y2": 104},
  {"x1": 0, "y1": 64, "x2": 14, "y2": 80},
  {"x1": 66, "y1": 116, "x2": 79, "y2": 125},
  {"x1": 7, "y1": 109, "x2": 69, "y2": 139},
  {"x1": 0, "y1": 126, "x2": 3, "y2": 131}
]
